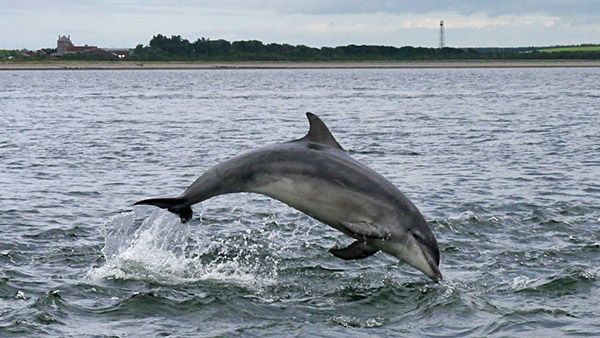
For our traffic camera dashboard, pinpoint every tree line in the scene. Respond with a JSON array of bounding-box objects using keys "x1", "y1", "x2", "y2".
[
  {"x1": 130, "y1": 35, "x2": 476, "y2": 61},
  {"x1": 128, "y1": 34, "x2": 600, "y2": 61}
]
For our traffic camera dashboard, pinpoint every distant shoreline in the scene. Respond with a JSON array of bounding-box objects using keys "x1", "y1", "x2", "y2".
[{"x1": 2, "y1": 60, "x2": 600, "y2": 70}]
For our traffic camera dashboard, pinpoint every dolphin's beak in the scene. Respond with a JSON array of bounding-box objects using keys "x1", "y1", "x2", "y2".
[
  {"x1": 396, "y1": 232, "x2": 442, "y2": 282},
  {"x1": 420, "y1": 246, "x2": 443, "y2": 282}
]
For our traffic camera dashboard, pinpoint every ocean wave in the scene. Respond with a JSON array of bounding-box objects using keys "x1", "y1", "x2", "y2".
[
  {"x1": 511, "y1": 266, "x2": 597, "y2": 295},
  {"x1": 430, "y1": 210, "x2": 508, "y2": 233}
]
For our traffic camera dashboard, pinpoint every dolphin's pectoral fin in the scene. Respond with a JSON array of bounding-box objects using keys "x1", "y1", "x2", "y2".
[
  {"x1": 340, "y1": 221, "x2": 388, "y2": 240},
  {"x1": 329, "y1": 241, "x2": 379, "y2": 260}
]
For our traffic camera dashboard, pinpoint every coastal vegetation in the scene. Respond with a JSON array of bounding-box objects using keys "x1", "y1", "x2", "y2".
[
  {"x1": 128, "y1": 35, "x2": 600, "y2": 61},
  {"x1": 0, "y1": 50, "x2": 18, "y2": 58},
  {"x1": 536, "y1": 45, "x2": 600, "y2": 53},
  {"x1": 130, "y1": 35, "x2": 479, "y2": 61}
]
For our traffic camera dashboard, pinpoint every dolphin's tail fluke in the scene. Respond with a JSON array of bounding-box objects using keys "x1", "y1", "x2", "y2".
[{"x1": 134, "y1": 197, "x2": 193, "y2": 223}]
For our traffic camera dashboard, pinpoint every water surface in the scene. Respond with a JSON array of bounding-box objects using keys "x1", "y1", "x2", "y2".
[{"x1": 1, "y1": 68, "x2": 599, "y2": 337}]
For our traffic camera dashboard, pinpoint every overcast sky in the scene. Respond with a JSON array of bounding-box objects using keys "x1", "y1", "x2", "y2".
[{"x1": 2, "y1": 0, "x2": 599, "y2": 49}]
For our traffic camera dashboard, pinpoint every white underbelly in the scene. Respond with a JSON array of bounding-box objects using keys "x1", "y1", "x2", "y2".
[{"x1": 252, "y1": 175, "x2": 369, "y2": 225}]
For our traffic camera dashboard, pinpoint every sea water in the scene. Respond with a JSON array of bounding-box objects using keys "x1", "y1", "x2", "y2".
[{"x1": 1, "y1": 68, "x2": 599, "y2": 336}]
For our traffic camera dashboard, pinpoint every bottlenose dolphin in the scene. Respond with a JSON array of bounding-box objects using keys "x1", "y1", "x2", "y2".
[{"x1": 135, "y1": 113, "x2": 442, "y2": 281}]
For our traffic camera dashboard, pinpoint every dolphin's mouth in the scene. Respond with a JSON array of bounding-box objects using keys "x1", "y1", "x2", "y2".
[
  {"x1": 412, "y1": 233, "x2": 443, "y2": 282},
  {"x1": 423, "y1": 252, "x2": 443, "y2": 282},
  {"x1": 414, "y1": 246, "x2": 442, "y2": 282}
]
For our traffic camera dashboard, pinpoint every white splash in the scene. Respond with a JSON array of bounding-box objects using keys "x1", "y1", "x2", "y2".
[
  {"x1": 330, "y1": 315, "x2": 385, "y2": 328},
  {"x1": 449, "y1": 211, "x2": 480, "y2": 221},
  {"x1": 87, "y1": 209, "x2": 280, "y2": 289},
  {"x1": 511, "y1": 275, "x2": 534, "y2": 290}
]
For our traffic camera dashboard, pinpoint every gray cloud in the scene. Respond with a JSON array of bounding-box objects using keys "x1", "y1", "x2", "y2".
[{"x1": 10, "y1": 0, "x2": 597, "y2": 16}]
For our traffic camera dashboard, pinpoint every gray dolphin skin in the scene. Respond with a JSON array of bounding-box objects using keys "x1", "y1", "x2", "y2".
[{"x1": 135, "y1": 113, "x2": 442, "y2": 281}]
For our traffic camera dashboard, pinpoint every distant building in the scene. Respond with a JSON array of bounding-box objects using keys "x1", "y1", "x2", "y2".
[
  {"x1": 18, "y1": 49, "x2": 47, "y2": 58},
  {"x1": 56, "y1": 35, "x2": 76, "y2": 54},
  {"x1": 53, "y1": 35, "x2": 129, "y2": 59},
  {"x1": 21, "y1": 50, "x2": 37, "y2": 57}
]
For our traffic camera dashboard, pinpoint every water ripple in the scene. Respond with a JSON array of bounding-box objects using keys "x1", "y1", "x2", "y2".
[{"x1": 1, "y1": 68, "x2": 599, "y2": 337}]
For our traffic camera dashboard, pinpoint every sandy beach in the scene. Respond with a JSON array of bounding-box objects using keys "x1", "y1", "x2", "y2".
[{"x1": 1, "y1": 60, "x2": 600, "y2": 70}]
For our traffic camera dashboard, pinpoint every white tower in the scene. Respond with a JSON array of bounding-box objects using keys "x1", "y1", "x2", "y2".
[{"x1": 439, "y1": 21, "x2": 445, "y2": 48}]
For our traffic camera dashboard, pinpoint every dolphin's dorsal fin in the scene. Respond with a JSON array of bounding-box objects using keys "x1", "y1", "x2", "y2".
[{"x1": 297, "y1": 112, "x2": 344, "y2": 150}]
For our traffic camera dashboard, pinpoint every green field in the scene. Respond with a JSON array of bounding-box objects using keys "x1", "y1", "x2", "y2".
[{"x1": 537, "y1": 45, "x2": 600, "y2": 53}]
